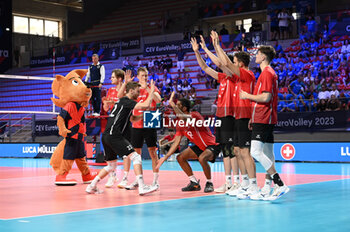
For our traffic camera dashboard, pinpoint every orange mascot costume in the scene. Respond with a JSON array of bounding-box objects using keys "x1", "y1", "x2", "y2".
[{"x1": 50, "y1": 69, "x2": 97, "y2": 185}]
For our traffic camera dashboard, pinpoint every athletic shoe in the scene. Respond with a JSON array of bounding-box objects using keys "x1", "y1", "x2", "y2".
[
  {"x1": 82, "y1": 172, "x2": 98, "y2": 184},
  {"x1": 105, "y1": 173, "x2": 117, "y2": 188},
  {"x1": 204, "y1": 182, "x2": 214, "y2": 193},
  {"x1": 237, "y1": 185, "x2": 259, "y2": 200},
  {"x1": 92, "y1": 113, "x2": 100, "y2": 117},
  {"x1": 265, "y1": 185, "x2": 290, "y2": 201},
  {"x1": 139, "y1": 184, "x2": 158, "y2": 196},
  {"x1": 250, "y1": 185, "x2": 271, "y2": 200},
  {"x1": 55, "y1": 174, "x2": 77, "y2": 186},
  {"x1": 85, "y1": 184, "x2": 103, "y2": 194},
  {"x1": 181, "y1": 180, "x2": 201, "y2": 191},
  {"x1": 214, "y1": 183, "x2": 232, "y2": 193},
  {"x1": 152, "y1": 181, "x2": 160, "y2": 189},
  {"x1": 125, "y1": 180, "x2": 139, "y2": 190},
  {"x1": 117, "y1": 179, "x2": 128, "y2": 189},
  {"x1": 226, "y1": 183, "x2": 242, "y2": 196}
]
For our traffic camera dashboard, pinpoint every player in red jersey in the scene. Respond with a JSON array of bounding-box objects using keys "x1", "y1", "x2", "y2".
[
  {"x1": 240, "y1": 45, "x2": 290, "y2": 200},
  {"x1": 213, "y1": 45, "x2": 258, "y2": 198},
  {"x1": 117, "y1": 67, "x2": 162, "y2": 189},
  {"x1": 156, "y1": 92, "x2": 221, "y2": 192},
  {"x1": 191, "y1": 35, "x2": 248, "y2": 194},
  {"x1": 102, "y1": 69, "x2": 127, "y2": 112},
  {"x1": 211, "y1": 31, "x2": 261, "y2": 198}
]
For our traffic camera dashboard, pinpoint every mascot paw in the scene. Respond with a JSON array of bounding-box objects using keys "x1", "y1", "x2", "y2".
[
  {"x1": 55, "y1": 174, "x2": 77, "y2": 186},
  {"x1": 82, "y1": 172, "x2": 98, "y2": 184}
]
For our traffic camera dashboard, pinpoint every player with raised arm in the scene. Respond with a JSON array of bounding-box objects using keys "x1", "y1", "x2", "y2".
[
  {"x1": 156, "y1": 92, "x2": 221, "y2": 193},
  {"x1": 117, "y1": 67, "x2": 162, "y2": 190},
  {"x1": 212, "y1": 31, "x2": 263, "y2": 198},
  {"x1": 86, "y1": 80, "x2": 158, "y2": 195},
  {"x1": 102, "y1": 69, "x2": 126, "y2": 188},
  {"x1": 191, "y1": 36, "x2": 245, "y2": 194}
]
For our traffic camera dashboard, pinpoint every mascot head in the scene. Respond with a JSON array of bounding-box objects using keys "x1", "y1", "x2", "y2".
[{"x1": 51, "y1": 69, "x2": 92, "y2": 108}]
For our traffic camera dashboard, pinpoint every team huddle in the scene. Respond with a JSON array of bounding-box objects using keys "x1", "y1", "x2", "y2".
[{"x1": 85, "y1": 31, "x2": 289, "y2": 201}]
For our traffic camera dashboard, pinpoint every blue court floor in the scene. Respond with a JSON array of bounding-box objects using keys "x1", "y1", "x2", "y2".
[{"x1": 0, "y1": 158, "x2": 350, "y2": 232}]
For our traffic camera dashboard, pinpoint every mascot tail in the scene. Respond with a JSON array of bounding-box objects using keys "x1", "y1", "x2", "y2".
[{"x1": 50, "y1": 139, "x2": 66, "y2": 174}]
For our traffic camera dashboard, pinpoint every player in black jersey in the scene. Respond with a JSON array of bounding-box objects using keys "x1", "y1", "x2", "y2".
[{"x1": 86, "y1": 81, "x2": 159, "y2": 195}]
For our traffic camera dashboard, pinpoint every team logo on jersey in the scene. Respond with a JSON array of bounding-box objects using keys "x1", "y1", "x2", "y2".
[{"x1": 143, "y1": 110, "x2": 162, "y2": 128}]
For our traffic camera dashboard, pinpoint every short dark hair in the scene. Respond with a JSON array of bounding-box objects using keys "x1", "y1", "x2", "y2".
[
  {"x1": 258, "y1": 45, "x2": 276, "y2": 63},
  {"x1": 227, "y1": 54, "x2": 234, "y2": 62},
  {"x1": 234, "y1": 51, "x2": 250, "y2": 67},
  {"x1": 179, "y1": 98, "x2": 192, "y2": 112},
  {"x1": 112, "y1": 69, "x2": 125, "y2": 80},
  {"x1": 126, "y1": 81, "x2": 141, "y2": 93}
]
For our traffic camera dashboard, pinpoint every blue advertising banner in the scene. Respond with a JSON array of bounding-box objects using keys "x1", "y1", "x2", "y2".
[
  {"x1": 34, "y1": 119, "x2": 101, "y2": 136},
  {"x1": 30, "y1": 37, "x2": 140, "y2": 68},
  {"x1": 0, "y1": 143, "x2": 57, "y2": 158},
  {"x1": 274, "y1": 142, "x2": 350, "y2": 162},
  {"x1": 143, "y1": 40, "x2": 192, "y2": 57},
  {"x1": 0, "y1": 143, "x2": 98, "y2": 158},
  {"x1": 34, "y1": 120, "x2": 59, "y2": 136},
  {"x1": 275, "y1": 110, "x2": 349, "y2": 132}
]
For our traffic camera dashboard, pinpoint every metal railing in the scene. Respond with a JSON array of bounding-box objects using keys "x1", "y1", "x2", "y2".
[{"x1": 1, "y1": 113, "x2": 33, "y2": 143}]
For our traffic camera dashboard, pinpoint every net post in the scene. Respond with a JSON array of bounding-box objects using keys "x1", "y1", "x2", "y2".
[{"x1": 8, "y1": 114, "x2": 11, "y2": 142}]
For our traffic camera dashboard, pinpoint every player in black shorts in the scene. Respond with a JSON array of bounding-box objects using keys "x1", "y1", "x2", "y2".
[
  {"x1": 117, "y1": 67, "x2": 162, "y2": 189},
  {"x1": 190, "y1": 35, "x2": 239, "y2": 193},
  {"x1": 86, "y1": 81, "x2": 159, "y2": 195},
  {"x1": 213, "y1": 48, "x2": 258, "y2": 197}
]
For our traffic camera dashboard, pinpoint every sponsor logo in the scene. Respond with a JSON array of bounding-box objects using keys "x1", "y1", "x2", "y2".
[
  {"x1": 22, "y1": 145, "x2": 56, "y2": 154},
  {"x1": 280, "y1": 143, "x2": 296, "y2": 160},
  {"x1": 143, "y1": 110, "x2": 162, "y2": 128},
  {"x1": 163, "y1": 117, "x2": 221, "y2": 128},
  {"x1": 341, "y1": 147, "x2": 350, "y2": 156}
]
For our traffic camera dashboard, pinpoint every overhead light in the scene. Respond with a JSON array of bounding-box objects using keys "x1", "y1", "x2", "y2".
[{"x1": 6, "y1": 28, "x2": 10, "y2": 31}]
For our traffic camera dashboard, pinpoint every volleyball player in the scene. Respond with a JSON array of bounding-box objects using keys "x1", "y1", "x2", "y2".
[
  {"x1": 156, "y1": 92, "x2": 221, "y2": 193},
  {"x1": 86, "y1": 81, "x2": 158, "y2": 195},
  {"x1": 240, "y1": 45, "x2": 290, "y2": 200},
  {"x1": 210, "y1": 31, "x2": 261, "y2": 197},
  {"x1": 190, "y1": 36, "x2": 242, "y2": 194},
  {"x1": 117, "y1": 67, "x2": 162, "y2": 189},
  {"x1": 102, "y1": 69, "x2": 126, "y2": 188}
]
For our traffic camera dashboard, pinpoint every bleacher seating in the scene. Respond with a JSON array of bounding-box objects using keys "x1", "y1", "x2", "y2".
[{"x1": 68, "y1": 0, "x2": 198, "y2": 44}]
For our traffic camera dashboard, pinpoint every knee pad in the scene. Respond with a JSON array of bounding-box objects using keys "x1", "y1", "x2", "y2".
[
  {"x1": 222, "y1": 143, "x2": 234, "y2": 158},
  {"x1": 103, "y1": 161, "x2": 117, "y2": 173},
  {"x1": 251, "y1": 140, "x2": 273, "y2": 171},
  {"x1": 130, "y1": 152, "x2": 142, "y2": 165},
  {"x1": 263, "y1": 143, "x2": 275, "y2": 163}
]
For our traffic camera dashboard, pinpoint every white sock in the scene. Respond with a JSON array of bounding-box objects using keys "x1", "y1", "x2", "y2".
[
  {"x1": 233, "y1": 175, "x2": 240, "y2": 184},
  {"x1": 153, "y1": 172, "x2": 159, "y2": 183},
  {"x1": 264, "y1": 179, "x2": 272, "y2": 187},
  {"x1": 207, "y1": 179, "x2": 212, "y2": 183},
  {"x1": 136, "y1": 175, "x2": 144, "y2": 188},
  {"x1": 122, "y1": 171, "x2": 128, "y2": 180},
  {"x1": 241, "y1": 174, "x2": 249, "y2": 186},
  {"x1": 91, "y1": 176, "x2": 101, "y2": 187},
  {"x1": 189, "y1": 175, "x2": 198, "y2": 183},
  {"x1": 109, "y1": 171, "x2": 116, "y2": 177},
  {"x1": 249, "y1": 178, "x2": 257, "y2": 187},
  {"x1": 225, "y1": 175, "x2": 232, "y2": 185}
]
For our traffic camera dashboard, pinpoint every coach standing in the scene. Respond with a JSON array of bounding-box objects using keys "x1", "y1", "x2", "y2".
[{"x1": 86, "y1": 54, "x2": 105, "y2": 116}]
